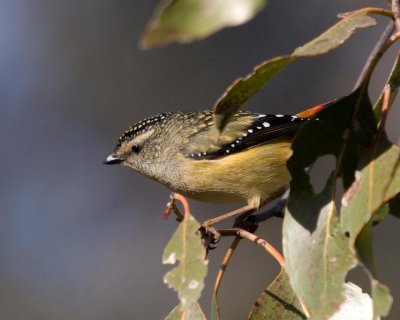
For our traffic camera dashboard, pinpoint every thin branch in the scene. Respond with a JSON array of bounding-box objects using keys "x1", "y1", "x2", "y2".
[
  {"x1": 163, "y1": 192, "x2": 184, "y2": 221},
  {"x1": 379, "y1": 85, "x2": 391, "y2": 132},
  {"x1": 393, "y1": 0, "x2": 400, "y2": 32},
  {"x1": 203, "y1": 204, "x2": 257, "y2": 227},
  {"x1": 219, "y1": 228, "x2": 285, "y2": 267},
  {"x1": 212, "y1": 237, "x2": 241, "y2": 320},
  {"x1": 354, "y1": 21, "x2": 395, "y2": 90}
]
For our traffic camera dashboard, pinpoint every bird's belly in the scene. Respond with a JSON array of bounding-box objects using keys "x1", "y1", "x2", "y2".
[{"x1": 178, "y1": 190, "x2": 246, "y2": 204}]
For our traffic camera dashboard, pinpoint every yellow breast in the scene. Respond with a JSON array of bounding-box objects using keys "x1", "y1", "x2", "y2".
[{"x1": 177, "y1": 138, "x2": 293, "y2": 207}]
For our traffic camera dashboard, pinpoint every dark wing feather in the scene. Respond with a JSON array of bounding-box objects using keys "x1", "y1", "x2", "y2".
[{"x1": 184, "y1": 114, "x2": 307, "y2": 160}]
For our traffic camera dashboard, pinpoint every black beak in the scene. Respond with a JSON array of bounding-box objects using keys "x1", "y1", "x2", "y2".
[{"x1": 104, "y1": 153, "x2": 123, "y2": 165}]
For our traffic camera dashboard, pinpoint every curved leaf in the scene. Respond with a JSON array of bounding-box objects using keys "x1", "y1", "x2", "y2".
[
  {"x1": 214, "y1": 56, "x2": 295, "y2": 131},
  {"x1": 141, "y1": 0, "x2": 267, "y2": 48},
  {"x1": 248, "y1": 268, "x2": 306, "y2": 320},
  {"x1": 341, "y1": 134, "x2": 400, "y2": 240},
  {"x1": 294, "y1": 12, "x2": 376, "y2": 57},
  {"x1": 283, "y1": 89, "x2": 377, "y2": 318},
  {"x1": 371, "y1": 280, "x2": 393, "y2": 319},
  {"x1": 163, "y1": 208, "x2": 208, "y2": 315},
  {"x1": 213, "y1": 9, "x2": 378, "y2": 132},
  {"x1": 355, "y1": 221, "x2": 393, "y2": 319},
  {"x1": 340, "y1": 133, "x2": 398, "y2": 319}
]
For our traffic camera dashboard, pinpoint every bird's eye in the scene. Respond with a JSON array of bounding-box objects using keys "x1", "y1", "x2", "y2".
[{"x1": 131, "y1": 145, "x2": 141, "y2": 153}]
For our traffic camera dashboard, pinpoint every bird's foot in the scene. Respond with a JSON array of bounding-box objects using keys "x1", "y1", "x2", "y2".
[{"x1": 198, "y1": 225, "x2": 221, "y2": 251}]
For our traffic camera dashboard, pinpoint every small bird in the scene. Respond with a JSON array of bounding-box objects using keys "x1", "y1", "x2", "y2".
[{"x1": 105, "y1": 104, "x2": 324, "y2": 225}]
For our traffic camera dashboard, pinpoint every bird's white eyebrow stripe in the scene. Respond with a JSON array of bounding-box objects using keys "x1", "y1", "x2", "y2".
[{"x1": 129, "y1": 129, "x2": 155, "y2": 146}]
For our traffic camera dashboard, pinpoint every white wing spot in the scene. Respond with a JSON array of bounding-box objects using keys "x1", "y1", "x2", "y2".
[
  {"x1": 248, "y1": 129, "x2": 253, "y2": 133},
  {"x1": 275, "y1": 114, "x2": 284, "y2": 117},
  {"x1": 263, "y1": 122, "x2": 270, "y2": 127}
]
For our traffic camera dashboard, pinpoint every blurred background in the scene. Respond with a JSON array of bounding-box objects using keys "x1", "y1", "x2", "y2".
[{"x1": 1, "y1": 0, "x2": 399, "y2": 319}]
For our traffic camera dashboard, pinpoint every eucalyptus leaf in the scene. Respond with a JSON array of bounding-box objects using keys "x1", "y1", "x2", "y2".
[
  {"x1": 214, "y1": 56, "x2": 295, "y2": 132},
  {"x1": 354, "y1": 221, "x2": 393, "y2": 320},
  {"x1": 163, "y1": 210, "x2": 207, "y2": 313},
  {"x1": 141, "y1": 0, "x2": 267, "y2": 48},
  {"x1": 340, "y1": 133, "x2": 399, "y2": 318},
  {"x1": 165, "y1": 302, "x2": 206, "y2": 320},
  {"x1": 341, "y1": 134, "x2": 400, "y2": 240},
  {"x1": 248, "y1": 268, "x2": 306, "y2": 320},
  {"x1": 371, "y1": 280, "x2": 393, "y2": 319},
  {"x1": 213, "y1": 9, "x2": 377, "y2": 132},
  {"x1": 294, "y1": 12, "x2": 376, "y2": 57},
  {"x1": 283, "y1": 88, "x2": 377, "y2": 318}
]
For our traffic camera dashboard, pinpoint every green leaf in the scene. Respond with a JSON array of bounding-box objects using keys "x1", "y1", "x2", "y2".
[
  {"x1": 354, "y1": 221, "x2": 393, "y2": 319},
  {"x1": 284, "y1": 197, "x2": 355, "y2": 319},
  {"x1": 355, "y1": 221, "x2": 376, "y2": 277},
  {"x1": 283, "y1": 89, "x2": 377, "y2": 318},
  {"x1": 340, "y1": 133, "x2": 398, "y2": 318},
  {"x1": 288, "y1": 89, "x2": 377, "y2": 189},
  {"x1": 165, "y1": 303, "x2": 206, "y2": 320},
  {"x1": 141, "y1": 0, "x2": 267, "y2": 48},
  {"x1": 248, "y1": 268, "x2": 306, "y2": 320},
  {"x1": 341, "y1": 134, "x2": 400, "y2": 240},
  {"x1": 163, "y1": 210, "x2": 208, "y2": 313},
  {"x1": 293, "y1": 12, "x2": 376, "y2": 57},
  {"x1": 214, "y1": 56, "x2": 295, "y2": 132},
  {"x1": 213, "y1": 10, "x2": 377, "y2": 132},
  {"x1": 371, "y1": 280, "x2": 393, "y2": 318}
]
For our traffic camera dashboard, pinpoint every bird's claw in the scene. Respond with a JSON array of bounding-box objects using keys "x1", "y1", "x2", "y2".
[{"x1": 198, "y1": 226, "x2": 221, "y2": 251}]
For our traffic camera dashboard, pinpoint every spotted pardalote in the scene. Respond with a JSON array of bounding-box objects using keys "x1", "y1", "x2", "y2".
[{"x1": 104, "y1": 104, "x2": 324, "y2": 211}]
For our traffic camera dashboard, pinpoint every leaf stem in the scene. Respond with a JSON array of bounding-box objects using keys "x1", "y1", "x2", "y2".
[
  {"x1": 219, "y1": 228, "x2": 285, "y2": 267},
  {"x1": 392, "y1": 0, "x2": 400, "y2": 32},
  {"x1": 379, "y1": 85, "x2": 391, "y2": 132},
  {"x1": 212, "y1": 237, "x2": 241, "y2": 320},
  {"x1": 354, "y1": 22, "x2": 395, "y2": 90}
]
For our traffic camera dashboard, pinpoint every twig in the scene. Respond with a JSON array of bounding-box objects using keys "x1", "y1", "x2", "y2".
[
  {"x1": 171, "y1": 193, "x2": 191, "y2": 220},
  {"x1": 163, "y1": 192, "x2": 184, "y2": 221},
  {"x1": 393, "y1": 0, "x2": 400, "y2": 33},
  {"x1": 219, "y1": 228, "x2": 285, "y2": 267},
  {"x1": 203, "y1": 204, "x2": 257, "y2": 227},
  {"x1": 379, "y1": 85, "x2": 391, "y2": 132},
  {"x1": 354, "y1": 22, "x2": 395, "y2": 90},
  {"x1": 212, "y1": 237, "x2": 241, "y2": 320}
]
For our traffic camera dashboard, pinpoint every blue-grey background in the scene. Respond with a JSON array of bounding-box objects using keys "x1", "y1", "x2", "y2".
[{"x1": 1, "y1": 0, "x2": 399, "y2": 319}]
